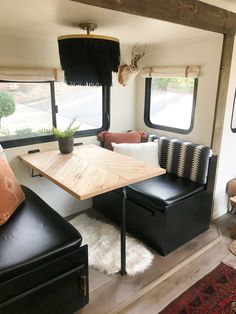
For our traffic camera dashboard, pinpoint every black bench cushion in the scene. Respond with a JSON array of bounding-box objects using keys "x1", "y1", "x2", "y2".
[
  {"x1": 127, "y1": 173, "x2": 205, "y2": 211},
  {"x1": 0, "y1": 185, "x2": 82, "y2": 282}
]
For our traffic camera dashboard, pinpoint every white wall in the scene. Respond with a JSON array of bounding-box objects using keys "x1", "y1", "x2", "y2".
[
  {"x1": 1, "y1": 32, "x2": 231, "y2": 219},
  {"x1": 0, "y1": 34, "x2": 60, "y2": 68},
  {"x1": 213, "y1": 39, "x2": 236, "y2": 219},
  {"x1": 201, "y1": 0, "x2": 236, "y2": 13},
  {"x1": 134, "y1": 33, "x2": 236, "y2": 219},
  {"x1": 203, "y1": 0, "x2": 236, "y2": 219},
  {"x1": 0, "y1": 35, "x2": 136, "y2": 216},
  {"x1": 135, "y1": 35, "x2": 223, "y2": 146},
  {"x1": 110, "y1": 45, "x2": 136, "y2": 132}
]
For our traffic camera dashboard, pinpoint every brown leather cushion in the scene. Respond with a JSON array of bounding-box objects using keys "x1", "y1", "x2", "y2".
[
  {"x1": 97, "y1": 130, "x2": 147, "y2": 150},
  {"x1": 0, "y1": 159, "x2": 25, "y2": 225}
]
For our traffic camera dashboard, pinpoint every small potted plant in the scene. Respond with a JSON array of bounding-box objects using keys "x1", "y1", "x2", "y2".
[{"x1": 53, "y1": 118, "x2": 80, "y2": 154}]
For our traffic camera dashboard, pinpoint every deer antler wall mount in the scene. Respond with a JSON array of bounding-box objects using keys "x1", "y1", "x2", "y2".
[{"x1": 118, "y1": 44, "x2": 147, "y2": 86}]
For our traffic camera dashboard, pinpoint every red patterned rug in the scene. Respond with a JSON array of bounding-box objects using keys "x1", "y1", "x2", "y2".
[{"x1": 160, "y1": 263, "x2": 236, "y2": 314}]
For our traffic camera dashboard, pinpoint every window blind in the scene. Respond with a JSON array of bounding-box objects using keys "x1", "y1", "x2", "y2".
[
  {"x1": 0, "y1": 67, "x2": 64, "y2": 82},
  {"x1": 143, "y1": 65, "x2": 201, "y2": 78}
]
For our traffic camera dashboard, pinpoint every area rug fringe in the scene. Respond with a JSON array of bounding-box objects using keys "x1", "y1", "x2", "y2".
[{"x1": 70, "y1": 213, "x2": 154, "y2": 276}]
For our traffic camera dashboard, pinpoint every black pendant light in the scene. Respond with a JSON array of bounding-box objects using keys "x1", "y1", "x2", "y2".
[{"x1": 58, "y1": 23, "x2": 120, "y2": 86}]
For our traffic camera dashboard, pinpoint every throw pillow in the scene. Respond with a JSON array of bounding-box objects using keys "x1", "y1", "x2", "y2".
[
  {"x1": 0, "y1": 144, "x2": 8, "y2": 162},
  {"x1": 112, "y1": 142, "x2": 160, "y2": 167},
  {"x1": 0, "y1": 158, "x2": 25, "y2": 225},
  {"x1": 97, "y1": 131, "x2": 147, "y2": 150}
]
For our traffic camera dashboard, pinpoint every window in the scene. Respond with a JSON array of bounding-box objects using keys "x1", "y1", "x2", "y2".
[
  {"x1": 0, "y1": 81, "x2": 110, "y2": 148},
  {"x1": 144, "y1": 77, "x2": 198, "y2": 134},
  {"x1": 54, "y1": 83, "x2": 104, "y2": 131}
]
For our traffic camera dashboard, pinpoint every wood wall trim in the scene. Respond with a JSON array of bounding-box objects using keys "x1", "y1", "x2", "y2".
[
  {"x1": 211, "y1": 34, "x2": 235, "y2": 154},
  {"x1": 72, "y1": 0, "x2": 236, "y2": 35}
]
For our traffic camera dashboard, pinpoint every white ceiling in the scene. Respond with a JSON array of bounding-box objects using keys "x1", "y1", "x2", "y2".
[
  {"x1": 0, "y1": 0, "x2": 224, "y2": 45},
  {"x1": 200, "y1": 0, "x2": 236, "y2": 12}
]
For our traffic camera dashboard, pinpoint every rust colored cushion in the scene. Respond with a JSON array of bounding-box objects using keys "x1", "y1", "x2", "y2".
[
  {"x1": 0, "y1": 144, "x2": 7, "y2": 162},
  {"x1": 97, "y1": 131, "x2": 147, "y2": 150},
  {"x1": 0, "y1": 159, "x2": 25, "y2": 225}
]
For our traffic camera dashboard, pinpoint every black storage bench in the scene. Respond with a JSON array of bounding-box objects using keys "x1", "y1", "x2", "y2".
[
  {"x1": 0, "y1": 186, "x2": 88, "y2": 314},
  {"x1": 93, "y1": 135, "x2": 217, "y2": 256}
]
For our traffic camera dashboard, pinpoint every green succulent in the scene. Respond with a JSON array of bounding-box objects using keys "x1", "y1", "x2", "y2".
[{"x1": 39, "y1": 117, "x2": 80, "y2": 139}]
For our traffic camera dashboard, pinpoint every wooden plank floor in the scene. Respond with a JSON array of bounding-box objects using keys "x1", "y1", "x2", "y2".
[
  {"x1": 75, "y1": 211, "x2": 236, "y2": 314},
  {"x1": 121, "y1": 214, "x2": 236, "y2": 314}
]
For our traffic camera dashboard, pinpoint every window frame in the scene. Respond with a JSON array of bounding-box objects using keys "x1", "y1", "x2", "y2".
[
  {"x1": 144, "y1": 77, "x2": 198, "y2": 134},
  {"x1": 0, "y1": 81, "x2": 110, "y2": 148},
  {"x1": 231, "y1": 88, "x2": 236, "y2": 133}
]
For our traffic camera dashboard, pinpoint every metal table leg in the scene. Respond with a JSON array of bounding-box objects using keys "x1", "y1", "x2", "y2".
[{"x1": 120, "y1": 187, "x2": 127, "y2": 275}]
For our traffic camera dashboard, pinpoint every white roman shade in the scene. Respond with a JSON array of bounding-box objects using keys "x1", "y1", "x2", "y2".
[
  {"x1": 0, "y1": 67, "x2": 64, "y2": 82},
  {"x1": 143, "y1": 65, "x2": 201, "y2": 78},
  {"x1": 55, "y1": 69, "x2": 64, "y2": 82}
]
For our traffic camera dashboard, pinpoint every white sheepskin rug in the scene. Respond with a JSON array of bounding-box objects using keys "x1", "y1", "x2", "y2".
[{"x1": 70, "y1": 213, "x2": 154, "y2": 276}]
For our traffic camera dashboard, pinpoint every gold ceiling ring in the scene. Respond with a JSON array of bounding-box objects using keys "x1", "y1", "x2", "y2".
[{"x1": 58, "y1": 34, "x2": 119, "y2": 43}]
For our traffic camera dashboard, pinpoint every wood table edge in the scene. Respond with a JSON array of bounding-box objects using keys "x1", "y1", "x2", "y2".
[{"x1": 18, "y1": 154, "x2": 166, "y2": 200}]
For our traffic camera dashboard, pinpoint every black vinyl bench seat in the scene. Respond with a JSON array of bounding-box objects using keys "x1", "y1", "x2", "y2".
[
  {"x1": 0, "y1": 186, "x2": 88, "y2": 314},
  {"x1": 93, "y1": 135, "x2": 217, "y2": 256}
]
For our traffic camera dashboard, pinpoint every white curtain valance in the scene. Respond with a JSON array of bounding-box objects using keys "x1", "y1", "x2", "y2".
[
  {"x1": 142, "y1": 65, "x2": 201, "y2": 78},
  {"x1": 0, "y1": 67, "x2": 64, "y2": 82}
]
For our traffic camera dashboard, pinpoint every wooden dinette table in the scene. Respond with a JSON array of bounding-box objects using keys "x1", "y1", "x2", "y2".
[{"x1": 19, "y1": 144, "x2": 166, "y2": 275}]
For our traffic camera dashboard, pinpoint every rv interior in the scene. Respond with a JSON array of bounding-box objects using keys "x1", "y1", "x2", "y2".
[{"x1": 1, "y1": 0, "x2": 236, "y2": 313}]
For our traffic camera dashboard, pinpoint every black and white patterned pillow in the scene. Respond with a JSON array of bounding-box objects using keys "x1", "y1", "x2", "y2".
[{"x1": 148, "y1": 135, "x2": 212, "y2": 185}]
